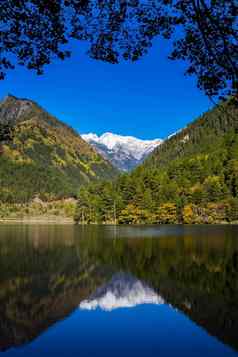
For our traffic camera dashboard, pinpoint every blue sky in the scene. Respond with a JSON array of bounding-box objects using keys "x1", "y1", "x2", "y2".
[{"x1": 0, "y1": 39, "x2": 211, "y2": 140}]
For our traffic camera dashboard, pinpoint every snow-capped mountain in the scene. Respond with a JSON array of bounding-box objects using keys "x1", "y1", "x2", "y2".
[
  {"x1": 79, "y1": 272, "x2": 164, "y2": 311},
  {"x1": 82, "y1": 132, "x2": 162, "y2": 171}
]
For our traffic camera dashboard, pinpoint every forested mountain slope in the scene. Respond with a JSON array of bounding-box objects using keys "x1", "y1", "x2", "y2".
[
  {"x1": 0, "y1": 95, "x2": 117, "y2": 203},
  {"x1": 75, "y1": 99, "x2": 238, "y2": 224},
  {"x1": 145, "y1": 98, "x2": 238, "y2": 169}
]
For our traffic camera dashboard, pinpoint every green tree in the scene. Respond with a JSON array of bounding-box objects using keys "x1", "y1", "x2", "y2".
[
  {"x1": 74, "y1": 187, "x2": 91, "y2": 224},
  {"x1": 226, "y1": 198, "x2": 238, "y2": 222},
  {"x1": 203, "y1": 176, "x2": 227, "y2": 202}
]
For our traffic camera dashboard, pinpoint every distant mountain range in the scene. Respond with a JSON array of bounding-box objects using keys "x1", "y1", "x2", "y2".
[
  {"x1": 82, "y1": 132, "x2": 162, "y2": 171},
  {"x1": 0, "y1": 95, "x2": 117, "y2": 203}
]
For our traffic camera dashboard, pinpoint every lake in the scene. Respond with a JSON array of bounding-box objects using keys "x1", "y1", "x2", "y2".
[{"x1": 0, "y1": 224, "x2": 238, "y2": 356}]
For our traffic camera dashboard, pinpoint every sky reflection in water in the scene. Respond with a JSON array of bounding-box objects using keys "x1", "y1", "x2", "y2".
[{"x1": 0, "y1": 224, "x2": 237, "y2": 357}]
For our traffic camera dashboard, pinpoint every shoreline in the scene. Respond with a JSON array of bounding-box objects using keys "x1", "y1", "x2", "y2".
[
  {"x1": 0, "y1": 217, "x2": 74, "y2": 224},
  {"x1": 0, "y1": 219, "x2": 237, "y2": 225}
]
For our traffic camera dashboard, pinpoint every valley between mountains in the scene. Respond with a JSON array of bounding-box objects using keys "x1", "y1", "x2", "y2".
[{"x1": 0, "y1": 95, "x2": 238, "y2": 224}]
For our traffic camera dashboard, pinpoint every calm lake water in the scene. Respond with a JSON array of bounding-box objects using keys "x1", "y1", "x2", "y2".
[{"x1": 0, "y1": 224, "x2": 238, "y2": 356}]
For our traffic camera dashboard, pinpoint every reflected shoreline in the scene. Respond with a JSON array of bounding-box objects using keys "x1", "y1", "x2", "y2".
[{"x1": 0, "y1": 225, "x2": 237, "y2": 354}]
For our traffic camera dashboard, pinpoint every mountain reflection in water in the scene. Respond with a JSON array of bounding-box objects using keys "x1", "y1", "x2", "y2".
[
  {"x1": 0, "y1": 224, "x2": 238, "y2": 356},
  {"x1": 79, "y1": 272, "x2": 164, "y2": 311}
]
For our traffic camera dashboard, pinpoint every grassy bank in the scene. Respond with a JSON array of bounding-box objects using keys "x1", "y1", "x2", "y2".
[{"x1": 0, "y1": 198, "x2": 77, "y2": 222}]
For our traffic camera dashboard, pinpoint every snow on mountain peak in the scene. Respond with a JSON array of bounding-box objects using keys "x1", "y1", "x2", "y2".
[
  {"x1": 82, "y1": 133, "x2": 99, "y2": 142},
  {"x1": 81, "y1": 132, "x2": 162, "y2": 171}
]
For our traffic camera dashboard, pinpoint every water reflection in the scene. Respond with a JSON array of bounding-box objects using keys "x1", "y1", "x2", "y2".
[
  {"x1": 79, "y1": 272, "x2": 164, "y2": 311},
  {"x1": 0, "y1": 224, "x2": 238, "y2": 355}
]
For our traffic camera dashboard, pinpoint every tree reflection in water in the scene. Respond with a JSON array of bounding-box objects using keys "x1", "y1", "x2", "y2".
[{"x1": 0, "y1": 224, "x2": 237, "y2": 352}]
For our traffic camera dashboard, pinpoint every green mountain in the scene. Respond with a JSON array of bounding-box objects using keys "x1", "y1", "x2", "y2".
[
  {"x1": 144, "y1": 98, "x2": 238, "y2": 169},
  {"x1": 0, "y1": 95, "x2": 117, "y2": 203},
  {"x1": 74, "y1": 99, "x2": 238, "y2": 224}
]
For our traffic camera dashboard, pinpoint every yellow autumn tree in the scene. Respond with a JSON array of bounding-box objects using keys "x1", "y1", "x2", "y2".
[
  {"x1": 157, "y1": 203, "x2": 177, "y2": 224},
  {"x1": 182, "y1": 204, "x2": 197, "y2": 224},
  {"x1": 118, "y1": 204, "x2": 151, "y2": 224},
  {"x1": 205, "y1": 203, "x2": 227, "y2": 223}
]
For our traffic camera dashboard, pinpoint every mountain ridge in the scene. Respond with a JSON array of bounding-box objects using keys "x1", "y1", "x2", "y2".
[
  {"x1": 0, "y1": 95, "x2": 117, "y2": 203},
  {"x1": 82, "y1": 132, "x2": 162, "y2": 171}
]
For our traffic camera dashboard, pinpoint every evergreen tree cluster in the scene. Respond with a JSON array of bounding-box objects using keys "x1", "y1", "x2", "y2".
[{"x1": 75, "y1": 99, "x2": 238, "y2": 224}]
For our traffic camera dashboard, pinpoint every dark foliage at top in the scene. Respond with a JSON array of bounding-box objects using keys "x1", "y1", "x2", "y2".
[{"x1": 1, "y1": 0, "x2": 237, "y2": 98}]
